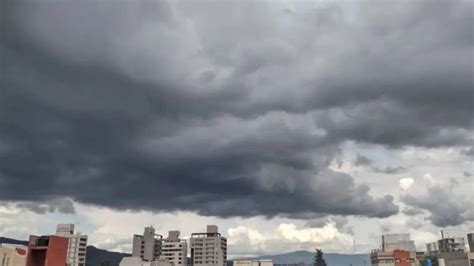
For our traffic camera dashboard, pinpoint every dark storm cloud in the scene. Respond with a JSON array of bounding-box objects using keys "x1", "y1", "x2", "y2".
[{"x1": 1, "y1": 0, "x2": 472, "y2": 220}]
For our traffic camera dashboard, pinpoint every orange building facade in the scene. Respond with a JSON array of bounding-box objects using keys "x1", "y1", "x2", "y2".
[
  {"x1": 371, "y1": 250, "x2": 417, "y2": 266},
  {"x1": 26, "y1": 235, "x2": 68, "y2": 266}
]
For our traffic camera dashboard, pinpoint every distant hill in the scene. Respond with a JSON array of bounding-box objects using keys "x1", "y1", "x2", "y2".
[
  {"x1": 85, "y1": 246, "x2": 129, "y2": 266},
  {"x1": 0, "y1": 236, "x2": 129, "y2": 266},
  {"x1": 254, "y1": 250, "x2": 369, "y2": 266},
  {"x1": 0, "y1": 237, "x2": 27, "y2": 246}
]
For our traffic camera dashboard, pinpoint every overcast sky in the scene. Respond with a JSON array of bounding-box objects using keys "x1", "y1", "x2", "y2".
[{"x1": 1, "y1": 0, "x2": 473, "y2": 257}]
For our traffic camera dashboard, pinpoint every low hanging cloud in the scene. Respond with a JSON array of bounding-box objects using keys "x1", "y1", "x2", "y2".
[
  {"x1": 354, "y1": 154, "x2": 405, "y2": 174},
  {"x1": 13, "y1": 198, "x2": 76, "y2": 215},
  {"x1": 0, "y1": 0, "x2": 472, "y2": 221},
  {"x1": 227, "y1": 223, "x2": 354, "y2": 255},
  {"x1": 400, "y1": 175, "x2": 474, "y2": 227}
]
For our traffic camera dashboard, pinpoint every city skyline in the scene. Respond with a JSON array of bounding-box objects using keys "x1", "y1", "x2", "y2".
[
  {"x1": 1, "y1": 0, "x2": 473, "y2": 258},
  {"x1": 2, "y1": 224, "x2": 473, "y2": 266}
]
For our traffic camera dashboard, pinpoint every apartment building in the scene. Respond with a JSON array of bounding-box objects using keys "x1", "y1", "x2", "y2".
[
  {"x1": 468, "y1": 234, "x2": 474, "y2": 252},
  {"x1": 56, "y1": 224, "x2": 88, "y2": 266},
  {"x1": 426, "y1": 242, "x2": 440, "y2": 256},
  {"x1": 132, "y1": 227, "x2": 163, "y2": 262},
  {"x1": 190, "y1": 225, "x2": 227, "y2": 266},
  {"x1": 371, "y1": 234, "x2": 417, "y2": 266},
  {"x1": 161, "y1": 231, "x2": 187, "y2": 266},
  {"x1": 234, "y1": 260, "x2": 259, "y2": 266},
  {"x1": 26, "y1": 235, "x2": 68, "y2": 266},
  {"x1": 428, "y1": 233, "x2": 474, "y2": 266},
  {"x1": 439, "y1": 238, "x2": 466, "y2": 253}
]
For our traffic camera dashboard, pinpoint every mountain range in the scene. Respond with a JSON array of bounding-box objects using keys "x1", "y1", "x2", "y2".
[
  {"x1": 0, "y1": 237, "x2": 368, "y2": 266},
  {"x1": 253, "y1": 250, "x2": 369, "y2": 266}
]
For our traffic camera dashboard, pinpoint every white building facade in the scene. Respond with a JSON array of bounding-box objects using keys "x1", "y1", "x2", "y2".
[
  {"x1": 190, "y1": 225, "x2": 227, "y2": 266},
  {"x1": 161, "y1": 231, "x2": 187, "y2": 266},
  {"x1": 120, "y1": 257, "x2": 174, "y2": 266},
  {"x1": 55, "y1": 224, "x2": 88, "y2": 266},
  {"x1": 132, "y1": 227, "x2": 163, "y2": 262}
]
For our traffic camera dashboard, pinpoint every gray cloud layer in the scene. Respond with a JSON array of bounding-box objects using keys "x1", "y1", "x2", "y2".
[
  {"x1": 354, "y1": 154, "x2": 405, "y2": 174},
  {"x1": 1, "y1": 0, "x2": 472, "y2": 221}
]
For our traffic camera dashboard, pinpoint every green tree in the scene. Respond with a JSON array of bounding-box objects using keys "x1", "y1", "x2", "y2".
[{"x1": 314, "y1": 249, "x2": 327, "y2": 266}]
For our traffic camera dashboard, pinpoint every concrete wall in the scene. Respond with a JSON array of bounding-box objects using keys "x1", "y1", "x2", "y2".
[
  {"x1": 120, "y1": 257, "x2": 174, "y2": 266},
  {"x1": 440, "y1": 251, "x2": 470, "y2": 266}
]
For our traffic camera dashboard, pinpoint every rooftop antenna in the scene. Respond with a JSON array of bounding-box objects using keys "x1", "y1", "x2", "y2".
[{"x1": 441, "y1": 230, "x2": 445, "y2": 239}]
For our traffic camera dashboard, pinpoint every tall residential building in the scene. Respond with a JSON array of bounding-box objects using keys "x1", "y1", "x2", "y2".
[
  {"x1": 132, "y1": 227, "x2": 163, "y2": 262},
  {"x1": 190, "y1": 225, "x2": 227, "y2": 266},
  {"x1": 438, "y1": 237, "x2": 466, "y2": 253},
  {"x1": 426, "y1": 242, "x2": 440, "y2": 256},
  {"x1": 468, "y1": 233, "x2": 474, "y2": 252},
  {"x1": 26, "y1": 235, "x2": 68, "y2": 266},
  {"x1": 161, "y1": 231, "x2": 187, "y2": 266},
  {"x1": 56, "y1": 223, "x2": 88, "y2": 266},
  {"x1": 431, "y1": 233, "x2": 474, "y2": 266},
  {"x1": 0, "y1": 244, "x2": 27, "y2": 266},
  {"x1": 371, "y1": 234, "x2": 416, "y2": 266}
]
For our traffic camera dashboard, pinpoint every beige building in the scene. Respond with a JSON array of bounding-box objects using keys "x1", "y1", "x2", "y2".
[
  {"x1": 190, "y1": 225, "x2": 227, "y2": 266},
  {"x1": 161, "y1": 231, "x2": 187, "y2": 266},
  {"x1": 467, "y1": 234, "x2": 474, "y2": 252},
  {"x1": 428, "y1": 233, "x2": 474, "y2": 266},
  {"x1": 439, "y1": 251, "x2": 470, "y2": 266},
  {"x1": 133, "y1": 227, "x2": 163, "y2": 262},
  {"x1": 259, "y1": 260, "x2": 274, "y2": 266},
  {"x1": 439, "y1": 238, "x2": 466, "y2": 253},
  {"x1": 0, "y1": 244, "x2": 27, "y2": 266},
  {"x1": 233, "y1": 259, "x2": 273, "y2": 266},
  {"x1": 467, "y1": 252, "x2": 474, "y2": 266},
  {"x1": 233, "y1": 260, "x2": 259, "y2": 266},
  {"x1": 55, "y1": 224, "x2": 88, "y2": 266},
  {"x1": 120, "y1": 257, "x2": 174, "y2": 266}
]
